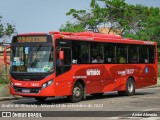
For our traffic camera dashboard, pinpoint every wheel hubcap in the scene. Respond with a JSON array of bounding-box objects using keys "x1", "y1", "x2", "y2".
[
  {"x1": 73, "y1": 87, "x2": 81, "y2": 97},
  {"x1": 128, "y1": 82, "x2": 133, "y2": 93}
]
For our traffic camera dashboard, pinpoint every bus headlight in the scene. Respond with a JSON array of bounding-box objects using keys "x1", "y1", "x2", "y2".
[
  {"x1": 42, "y1": 83, "x2": 47, "y2": 89},
  {"x1": 41, "y1": 79, "x2": 53, "y2": 89},
  {"x1": 48, "y1": 80, "x2": 53, "y2": 86}
]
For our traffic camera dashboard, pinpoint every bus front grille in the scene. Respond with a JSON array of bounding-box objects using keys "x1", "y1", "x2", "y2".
[{"x1": 13, "y1": 86, "x2": 41, "y2": 94}]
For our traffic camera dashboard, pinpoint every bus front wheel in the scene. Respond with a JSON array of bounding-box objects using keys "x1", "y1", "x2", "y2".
[
  {"x1": 67, "y1": 82, "x2": 84, "y2": 103},
  {"x1": 118, "y1": 78, "x2": 135, "y2": 96}
]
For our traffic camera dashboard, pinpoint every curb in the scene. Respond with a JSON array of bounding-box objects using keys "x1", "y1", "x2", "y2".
[{"x1": 0, "y1": 95, "x2": 22, "y2": 101}]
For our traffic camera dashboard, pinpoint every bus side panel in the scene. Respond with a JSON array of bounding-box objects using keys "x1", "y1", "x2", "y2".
[
  {"x1": 54, "y1": 63, "x2": 157, "y2": 96},
  {"x1": 134, "y1": 64, "x2": 157, "y2": 88},
  {"x1": 54, "y1": 65, "x2": 113, "y2": 96},
  {"x1": 54, "y1": 64, "x2": 126, "y2": 96},
  {"x1": 144, "y1": 65, "x2": 157, "y2": 86}
]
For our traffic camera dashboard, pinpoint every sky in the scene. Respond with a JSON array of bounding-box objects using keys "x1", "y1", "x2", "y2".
[{"x1": 0, "y1": 0, "x2": 160, "y2": 34}]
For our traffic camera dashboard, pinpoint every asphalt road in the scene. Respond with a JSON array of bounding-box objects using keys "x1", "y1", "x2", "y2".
[{"x1": 0, "y1": 87, "x2": 160, "y2": 119}]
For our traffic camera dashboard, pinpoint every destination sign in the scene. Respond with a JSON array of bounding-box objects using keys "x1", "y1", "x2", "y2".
[{"x1": 16, "y1": 36, "x2": 47, "y2": 43}]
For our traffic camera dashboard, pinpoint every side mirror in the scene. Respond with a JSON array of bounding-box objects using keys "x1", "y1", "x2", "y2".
[{"x1": 59, "y1": 50, "x2": 64, "y2": 60}]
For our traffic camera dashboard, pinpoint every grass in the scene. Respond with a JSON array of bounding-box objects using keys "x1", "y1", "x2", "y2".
[
  {"x1": 0, "y1": 84, "x2": 10, "y2": 97},
  {"x1": 0, "y1": 64, "x2": 10, "y2": 84}
]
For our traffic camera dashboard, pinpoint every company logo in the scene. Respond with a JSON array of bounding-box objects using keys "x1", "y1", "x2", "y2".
[
  {"x1": 145, "y1": 67, "x2": 149, "y2": 74},
  {"x1": 1, "y1": 112, "x2": 42, "y2": 118},
  {"x1": 87, "y1": 69, "x2": 101, "y2": 76},
  {"x1": 2, "y1": 112, "x2": 11, "y2": 117},
  {"x1": 118, "y1": 69, "x2": 134, "y2": 76}
]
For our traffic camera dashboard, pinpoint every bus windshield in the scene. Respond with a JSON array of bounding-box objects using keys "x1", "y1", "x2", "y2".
[{"x1": 11, "y1": 46, "x2": 54, "y2": 73}]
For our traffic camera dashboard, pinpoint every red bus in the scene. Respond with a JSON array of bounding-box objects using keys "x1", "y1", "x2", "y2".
[{"x1": 4, "y1": 32, "x2": 158, "y2": 102}]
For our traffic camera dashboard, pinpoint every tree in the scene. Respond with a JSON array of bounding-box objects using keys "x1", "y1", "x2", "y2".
[
  {"x1": 60, "y1": 21, "x2": 85, "y2": 32},
  {"x1": 0, "y1": 16, "x2": 15, "y2": 38},
  {"x1": 124, "y1": 6, "x2": 160, "y2": 42},
  {"x1": 60, "y1": 0, "x2": 108, "y2": 32},
  {"x1": 60, "y1": 0, "x2": 140, "y2": 34},
  {"x1": 139, "y1": 7, "x2": 160, "y2": 41},
  {"x1": 60, "y1": 0, "x2": 160, "y2": 42}
]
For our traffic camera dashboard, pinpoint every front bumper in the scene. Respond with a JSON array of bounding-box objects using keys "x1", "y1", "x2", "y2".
[{"x1": 10, "y1": 77, "x2": 55, "y2": 97}]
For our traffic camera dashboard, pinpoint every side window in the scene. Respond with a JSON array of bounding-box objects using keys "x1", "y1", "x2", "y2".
[
  {"x1": 72, "y1": 41, "x2": 89, "y2": 64},
  {"x1": 139, "y1": 45, "x2": 148, "y2": 63},
  {"x1": 56, "y1": 47, "x2": 71, "y2": 76},
  {"x1": 56, "y1": 48, "x2": 71, "y2": 66},
  {"x1": 80, "y1": 43, "x2": 89, "y2": 63},
  {"x1": 128, "y1": 45, "x2": 139, "y2": 63},
  {"x1": 116, "y1": 45, "x2": 127, "y2": 63},
  {"x1": 104, "y1": 43, "x2": 116, "y2": 63},
  {"x1": 90, "y1": 43, "x2": 103, "y2": 63},
  {"x1": 63, "y1": 48, "x2": 71, "y2": 65},
  {"x1": 148, "y1": 46, "x2": 155, "y2": 63}
]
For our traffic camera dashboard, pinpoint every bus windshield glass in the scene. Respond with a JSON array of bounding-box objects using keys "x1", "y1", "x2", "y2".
[{"x1": 11, "y1": 46, "x2": 54, "y2": 73}]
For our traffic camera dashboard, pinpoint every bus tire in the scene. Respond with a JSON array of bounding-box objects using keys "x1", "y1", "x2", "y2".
[
  {"x1": 34, "y1": 97, "x2": 47, "y2": 101},
  {"x1": 118, "y1": 78, "x2": 135, "y2": 96},
  {"x1": 67, "y1": 82, "x2": 84, "y2": 103}
]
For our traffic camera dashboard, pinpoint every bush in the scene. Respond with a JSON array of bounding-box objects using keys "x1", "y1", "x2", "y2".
[{"x1": 0, "y1": 77, "x2": 9, "y2": 84}]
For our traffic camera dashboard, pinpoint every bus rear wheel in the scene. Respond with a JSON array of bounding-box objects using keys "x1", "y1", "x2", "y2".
[
  {"x1": 34, "y1": 97, "x2": 47, "y2": 101},
  {"x1": 118, "y1": 78, "x2": 135, "y2": 96},
  {"x1": 67, "y1": 82, "x2": 84, "y2": 103}
]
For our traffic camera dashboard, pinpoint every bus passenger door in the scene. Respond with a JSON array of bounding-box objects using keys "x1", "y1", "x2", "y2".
[
  {"x1": 55, "y1": 47, "x2": 72, "y2": 95},
  {"x1": 56, "y1": 48, "x2": 72, "y2": 76}
]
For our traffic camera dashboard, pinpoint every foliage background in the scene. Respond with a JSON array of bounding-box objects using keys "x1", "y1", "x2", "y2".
[{"x1": 60, "y1": 0, "x2": 160, "y2": 43}]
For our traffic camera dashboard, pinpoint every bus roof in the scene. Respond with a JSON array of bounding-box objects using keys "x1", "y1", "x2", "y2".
[
  {"x1": 17, "y1": 31, "x2": 156, "y2": 46},
  {"x1": 49, "y1": 31, "x2": 156, "y2": 46}
]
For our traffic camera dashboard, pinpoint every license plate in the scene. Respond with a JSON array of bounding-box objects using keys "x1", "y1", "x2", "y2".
[{"x1": 22, "y1": 89, "x2": 30, "y2": 93}]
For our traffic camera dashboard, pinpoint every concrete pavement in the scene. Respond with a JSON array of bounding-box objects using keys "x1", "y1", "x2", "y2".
[{"x1": 0, "y1": 96, "x2": 20, "y2": 101}]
